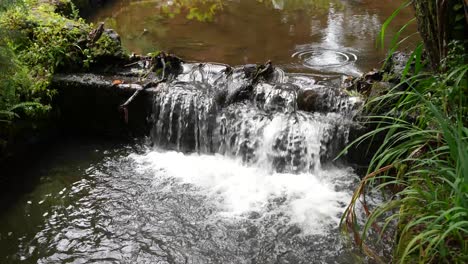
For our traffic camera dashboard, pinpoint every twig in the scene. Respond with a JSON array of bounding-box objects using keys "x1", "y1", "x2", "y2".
[
  {"x1": 252, "y1": 60, "x2": 273, "y2": 84},
  {"x1": 124, "y1": 59, "x2": 150, "y2": 67},
  {"x1": 119, "y1": 52, "x2": 168, "y2": 123}
]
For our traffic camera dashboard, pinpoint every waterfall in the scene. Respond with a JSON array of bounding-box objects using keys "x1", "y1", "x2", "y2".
[{"x1": 149, "y1": 62, "x2": 361, "y2": 173}]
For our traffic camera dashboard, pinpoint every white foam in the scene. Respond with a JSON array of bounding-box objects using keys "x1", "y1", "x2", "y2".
[{"x1": 130, "y1": 150, "x2": 353, "y2": 235}]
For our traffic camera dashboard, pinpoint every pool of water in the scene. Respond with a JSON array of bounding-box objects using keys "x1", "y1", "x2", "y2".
[
  {"x1": 0, "y1": 140, "x2": 364, "y2": 263},
  {"x1": 91, "y1": 0, "x2": 418, "y2": 76}
]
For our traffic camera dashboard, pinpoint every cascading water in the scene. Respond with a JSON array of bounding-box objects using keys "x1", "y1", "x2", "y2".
[
  {"x1": 115, "y1": 61, "x2": 367, "y2": 262},
  {"x1": 149, "y1": 62, "x2": 360, "y2": 173},
  {"x1": 1, "y1": 61, "x2": 366, "y2": 264}
]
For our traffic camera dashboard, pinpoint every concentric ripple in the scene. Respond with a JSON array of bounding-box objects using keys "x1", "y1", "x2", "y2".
[{"x1": 292, "y1": 48, "x2": 358, "y2": 71}]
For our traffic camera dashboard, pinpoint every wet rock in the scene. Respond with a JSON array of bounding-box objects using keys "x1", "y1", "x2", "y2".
[
  {"x1": 344, "y1": 121, "x2": 385, "y2": 170},
  {"x1": 297, "y1": 88, "x2": 347, "y2": 113},
  {"x1": 369, "y1": 81, "x2": 394, "y2": 99},
  {"x1": 50, "y1": 58, "x2": 363, "y2": 172},
  {"x1": 247, "y1": 211, "x2": 261, "y2": 219},
  {"x1": 51, "y1": 73, "x2": 152, "y2": 137},
  {"x1": 255, "y1": 83, "x2": 299, "y2": 112},
  {"x1": 243, "y1": 64, "x2": 258, "y2": 79},
  {"x1": 252, "y1": 61, "x2": 275, "y2": 83},
  {"x1": 228, "y1": 85, "x2": 254, "y2": 104},
  {"x1": 343, "y1": 69, "x2": 383, "y2": 96},
  {"x1": 297, "y1": 89, "x2": 320, "y2": 112},
  {"x1": 149, "y1": 52, "x2": 184, "y2": 77},
  {"x1": 242, "y1": 61, "x2": 275, "y2": 84},
  {"x1": 383, "y1": 51, "x2": 411, "y2": 81}
]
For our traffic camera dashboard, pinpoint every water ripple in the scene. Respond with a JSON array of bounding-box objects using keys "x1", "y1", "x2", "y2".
[{"x1": 292, "y1": 47, "x2": 358, "y2": 73}]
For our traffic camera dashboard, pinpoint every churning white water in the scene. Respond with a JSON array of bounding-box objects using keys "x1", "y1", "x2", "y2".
[
  {"x1": 131, "y1": 150, "x2": 355, "y2": 236},
  {"x1": 140, "y1": 60, "x2": 362, "y2": 237}
]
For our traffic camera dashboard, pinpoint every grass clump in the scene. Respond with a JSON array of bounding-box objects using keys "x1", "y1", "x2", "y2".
[
  {"x1": 341, "y1": 35, "x2": 468, "y2": 264},
  {"x1": 340, "y1": 0, "x2": 468, "y2": 262}
]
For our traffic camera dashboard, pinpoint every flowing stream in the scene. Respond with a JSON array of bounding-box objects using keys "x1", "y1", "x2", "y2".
[{"x1": 0, "y1": 0, "x2": 416, "y2": 263}]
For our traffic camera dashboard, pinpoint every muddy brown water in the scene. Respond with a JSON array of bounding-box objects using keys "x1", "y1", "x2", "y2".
[{"x1": 92, "y1": 0, "x2": 418, "y2": 76}]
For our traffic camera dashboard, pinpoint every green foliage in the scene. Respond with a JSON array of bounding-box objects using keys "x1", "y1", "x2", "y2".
[
  {"x1": 341, "y1": 0, "x2": 468, "y2": 261},
  {"x1": 82, "y1": 32, "x2": 126, "y2": 68},
  {"x1": 341, "y1": 41, "x2": 468, "y2": 264},
  {"x1": 0, "y1": 0, "x2": 123, "y2": 149},
  {"x1": 0, "y1": 1, "x2": 46, "y2": 124},
  {"x1": 0, "y1": 0, "x2": 92, "y2": 102}
]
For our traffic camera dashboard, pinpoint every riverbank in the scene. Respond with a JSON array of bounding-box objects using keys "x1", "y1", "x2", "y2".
[{"x1": 0, "y1": 0, "x2": 130, "y2": 162}]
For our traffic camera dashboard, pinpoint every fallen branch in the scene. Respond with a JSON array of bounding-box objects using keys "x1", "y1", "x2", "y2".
[{"x1": 119, "y1": 52, "x2": 168, "y2": 123}]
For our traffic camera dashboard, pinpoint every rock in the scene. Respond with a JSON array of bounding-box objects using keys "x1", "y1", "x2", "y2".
[
  {"x1": 255, "y1": 83, "x2": 299, "y2": 112},
  {"x1": 104, "y1": 29, "x2": 121, "y2": 46},
  {"x1": 383, "y1": 51, "x2": 411, "y2": 82},
  {"x1": 252, "y1": 60, "x2": 274, "y2": 83},
  {"x1": 369, "y1": 81, "x2": 394, "y2": 99},
  {"x1": 243, "y1": 64, "x2": 258, "y2": 79},
  {"x1": 243, "y1": 61, "x2": 275, "y2": 83},
  {"x1": 229, "y1": 85, "x2": 254, "y2": 104},
  {"x1": 344, "y1": 69, "x2": 383, "y2": 96},
  {"x1": 297, "y1": 89, "x2": 320, "y2": 112}
]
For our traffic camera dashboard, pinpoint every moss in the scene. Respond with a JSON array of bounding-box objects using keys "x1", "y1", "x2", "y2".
[
  {"x1": 0, "y1": 0, "x2": 129, "y2": 157},
  {"x1": 1, "y1": 0, "x2": 129, "y2": 100},
  {"x1": 84, "y1": 31, "x2": 127, "y2": 68},
  {"x1": 1, "y1": 0, "x2": 89, "y2": 99}
]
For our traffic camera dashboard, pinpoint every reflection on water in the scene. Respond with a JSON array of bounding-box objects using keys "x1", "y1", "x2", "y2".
[
  {"x1": 0, "y1": 141, "x2": 362, "y2": 263},
  {"x1": 91, "y1": 0, "x2": 417, "y2": 75}
]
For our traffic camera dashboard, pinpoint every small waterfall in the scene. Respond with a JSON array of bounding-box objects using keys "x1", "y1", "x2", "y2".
[
  {"x1": 151, "y1": 81, "x2": 218, "y2": 153},
  {"x1": 149, "y1": 62, "x2": 361, "y2": 173}
]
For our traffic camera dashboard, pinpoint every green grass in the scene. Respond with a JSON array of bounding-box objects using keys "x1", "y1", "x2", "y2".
[
  {"x1": 342, "y1": 58, "x2": 467, "y2": 264},
  {"x1": 341, "y1": 0, "x2": 468, "y2": 262}
]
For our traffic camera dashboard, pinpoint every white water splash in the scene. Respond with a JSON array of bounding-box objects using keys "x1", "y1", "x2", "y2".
[{"x1": 130, "y1": 150, "x2": 355, "y2": 235}]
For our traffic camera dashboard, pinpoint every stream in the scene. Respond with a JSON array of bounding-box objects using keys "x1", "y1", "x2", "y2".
[{"x1": 0, "y1": 1, "x2": 416, "y2": 263}]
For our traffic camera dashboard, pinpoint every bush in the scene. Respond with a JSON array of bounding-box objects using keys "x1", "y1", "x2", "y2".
[{"x1": 0, "y1": 0, "x2": 125, "y2": 151}]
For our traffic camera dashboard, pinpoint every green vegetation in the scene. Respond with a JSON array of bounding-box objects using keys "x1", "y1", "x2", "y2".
[
  {"x1": 0, "y1": 0, "x2": 125, "y2": 153},
  {"x1": 341, "y1": 1, "x2": 468, "y2": 263}
]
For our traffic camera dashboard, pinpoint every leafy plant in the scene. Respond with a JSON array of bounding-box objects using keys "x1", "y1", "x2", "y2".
[{"x1": 0, "y1": 0, "x2": 109, "y2": 149}]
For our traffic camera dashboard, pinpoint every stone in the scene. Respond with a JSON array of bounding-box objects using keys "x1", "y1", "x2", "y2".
[
  {"x1": 296, "y1": 89, "x2": 320, "y2": 112},
  {"x1": 103, "y1": 29, "x2": 121, "y2": 46}
]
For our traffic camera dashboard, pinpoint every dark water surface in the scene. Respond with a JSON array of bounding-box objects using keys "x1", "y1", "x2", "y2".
[
  {"x1": 0, "y1": 140, "x2": 361, "y2": 263},
  {"x1": 91, "y1": 0, "x2": 417, "y2": 76}
]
